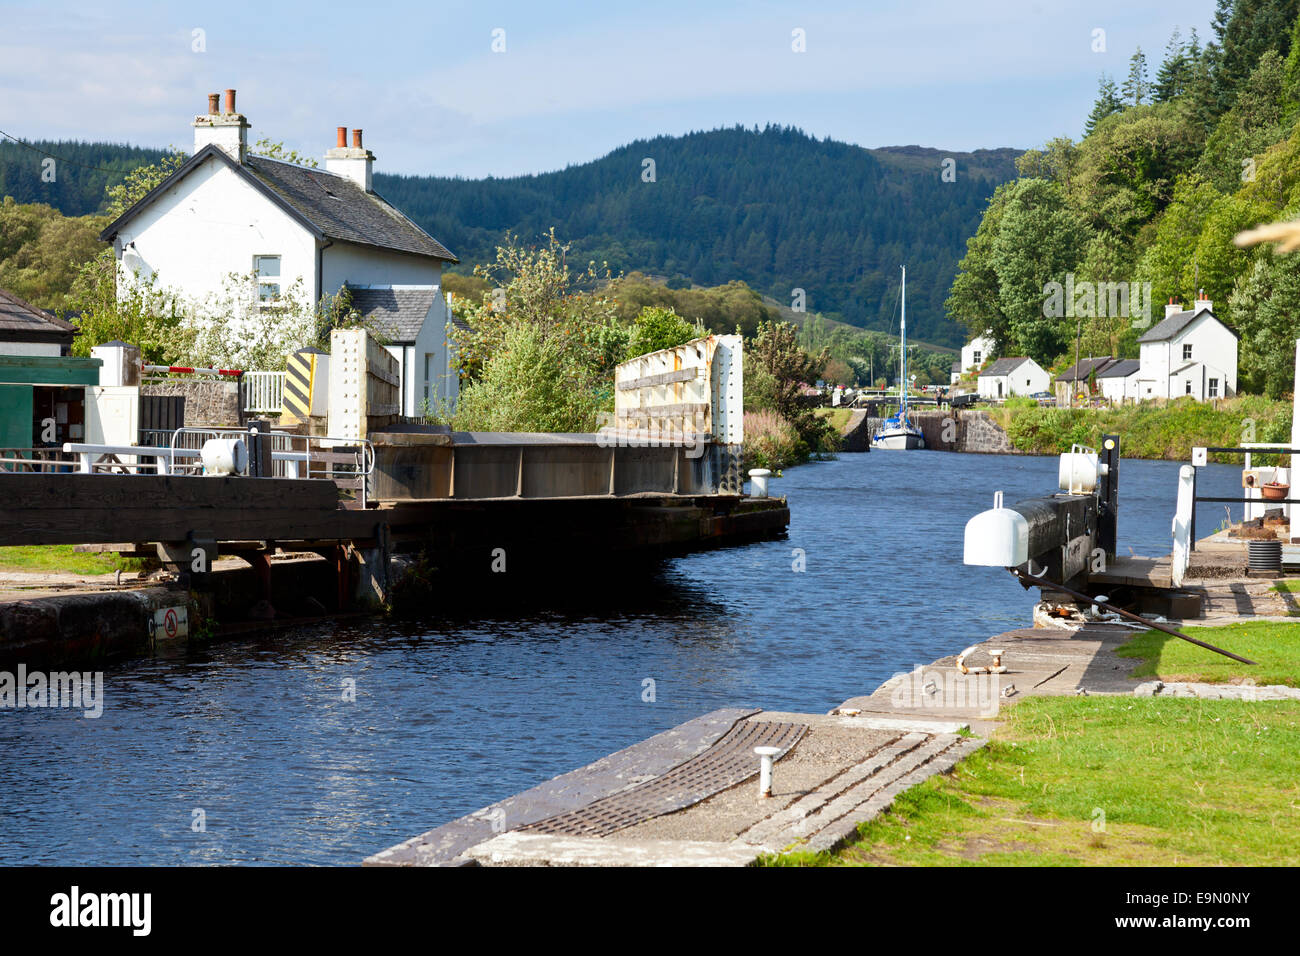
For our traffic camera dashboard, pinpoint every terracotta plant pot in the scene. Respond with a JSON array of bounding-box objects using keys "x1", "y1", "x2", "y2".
[{"x1": 1261, "y1": 482, "x2": 1290, "y2": 501}]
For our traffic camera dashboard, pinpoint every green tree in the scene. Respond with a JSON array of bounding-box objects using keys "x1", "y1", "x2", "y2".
[
  {"x1": 1155, "y1": 28, "x2": 1195, "y2": 101},
  {"x1": 748, "y1": 320, "x2": 834, "y2": 452},
  {"x1": 1122, "y1": 47, "x2": 1152, "y2": 105},
  {"x1": 625, "y1": 305, "x2": 699, "y2": 359},
  {"x1": 1228, "y1": 244, "x2": 1300, "y2": 395},
  {"x1": 249, "y1": 138, "x2": 319, "y2": 168},
  {"x1": 104, "y1": 150, "x2": 187, "y2": 218},
  {"x1": 1085, "y1": 76, "x2": 1123, "y2": 135}
]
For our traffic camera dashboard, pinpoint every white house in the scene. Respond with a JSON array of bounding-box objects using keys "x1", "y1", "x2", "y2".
[
  {"x1": 1135, "y1": 295, "x2": 1237, "y2": 401},
  {"x1": 977, "y1": 356, "x2": 1050, "y2": 399},
  {"x1": 1095, "y1": 358, "x2": 1141, "y2": 403},
  {"x1": 98, "y1": 89, "x2": 462, "y2": 415},
  {"x1": 960, "y1": 333, "x2": 995, "y2": 376}
]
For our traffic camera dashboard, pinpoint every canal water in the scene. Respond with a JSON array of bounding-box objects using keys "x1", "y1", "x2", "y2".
[{"x1": 0, "y1": 452, "x2": 1247, "y2": 865}]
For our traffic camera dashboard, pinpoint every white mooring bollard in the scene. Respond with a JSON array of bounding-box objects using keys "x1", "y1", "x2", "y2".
[
  {"x1": 755, "y1": 745, "x2": 781, "y2": 798},
  {"x1": 748, "y1": 468, "x2": 772, "y2": 498}
]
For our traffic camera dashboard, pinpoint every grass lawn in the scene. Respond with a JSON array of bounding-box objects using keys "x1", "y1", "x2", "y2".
[
  {"x1": 1272, "y1": 579, "x2": 1300, "y2": 594},
  {"x1": 767, "y1": 696, "x2": 1300, "y2": 866},
  {"x1": 813, "y1": 407, "x2": 852, "y2": 432},
  {"x1": 1116, "y1": 621, "x2": 1300, "y2": 687},
  {"x1": 0, "y1": 545, "x2": 149, "y2": 576}
]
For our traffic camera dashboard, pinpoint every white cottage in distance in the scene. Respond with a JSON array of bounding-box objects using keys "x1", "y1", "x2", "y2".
[
  {"x1": 1135, "y1": 294, "x2": 1237, "y2": 401},
  {"x1": 977, "y1": 356, "x2": 1050, "y2": 399},
  {"x1": 99, "y1": 89, "x2": 462, "y2": 415}
]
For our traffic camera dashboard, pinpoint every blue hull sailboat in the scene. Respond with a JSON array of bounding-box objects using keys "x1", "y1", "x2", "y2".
[{"x1": 871, "y1": 265, "x2": 926, "y2": 450}]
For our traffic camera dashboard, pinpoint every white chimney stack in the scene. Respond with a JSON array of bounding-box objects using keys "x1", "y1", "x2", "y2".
[
  {"x1": 325, "y1": 127, "x2": 374, "y2": 192},
  {"x1": 1193, "y1": 290, "x2": 1213, "y2": 314},
  {"x1": 1165, "y1": 298, "x2": 1183, "y2": 319},
  {"x1": 192, "y1": 89, "x2": 249, "y2": 163}
]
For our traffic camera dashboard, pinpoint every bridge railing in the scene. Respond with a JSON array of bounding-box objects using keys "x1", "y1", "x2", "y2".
[{"x1": 58, "y1": 428, "x2": 374, "y2": 506}]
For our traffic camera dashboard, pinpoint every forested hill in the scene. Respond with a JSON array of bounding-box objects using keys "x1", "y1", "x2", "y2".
[
  {"x1": 0, "y1": 139, "x2": 169, "y2": 215},
  {"x1": 0, "y1": 127, "x2": 1019, "y2": 347},
  {"x1": 377, "y1": 128, "x2": 1020, "y2": 347}
]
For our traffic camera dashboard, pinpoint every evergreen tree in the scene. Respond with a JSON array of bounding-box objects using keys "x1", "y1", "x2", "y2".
[
  {"x1": 1122, "y1": 47, "x2": 1152, "y2": 105},
  {"x1": 1155, "y1": 28, "x2": 1192, "y2": 101},
  {"x1": 1085, "y1": 74, "x2": 1124, "y2": 135}
]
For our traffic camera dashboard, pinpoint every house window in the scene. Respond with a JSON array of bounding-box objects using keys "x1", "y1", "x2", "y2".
[
  {"x1": 1185, "y1": 380, "x2": 1192, "y2": 395},
  {"x1": 1182, "y1": 343, "x2": 1192, "y2": 360},
  {"x1": 254, "y1": 255, "x2": 281, "y2": 303},
  {"x1": 1208, "y1": 378, "x2": 1219, "y2": 398},
  {"x1": 972, "y1": 351, "x2": 981, "y2": 365}
]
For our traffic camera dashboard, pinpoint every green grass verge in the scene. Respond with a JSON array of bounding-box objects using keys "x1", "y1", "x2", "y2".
[
  {"x1": 0, "y1": 545, "x2": 150, "y2": 576},
  {"x1": 764, "y1": 696, "x2": 1300, "y2": 866},
  {"x1": 1116, "y1": 621, "x2": 1300, "y2": 687},
  {"x1": 1272, "y1": 579, "x2": 1300, "y2": 594},
  {"x1": 813, "y1": 407, "x2": 852, "y2": 432},
  {"x1": 984, "y1": 394, "x2": 1292, "y2": 462}
]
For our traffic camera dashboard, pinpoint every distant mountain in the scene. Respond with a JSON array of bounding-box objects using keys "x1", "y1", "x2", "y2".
[
  {"x1": 0, "y1": 126, "x2": 1020, "y2": 347},
  {"x1": 377, "y1": 127, "x2": 1021, "y2": 347}
]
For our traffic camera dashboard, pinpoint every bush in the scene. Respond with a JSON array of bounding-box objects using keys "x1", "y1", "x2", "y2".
[
  {"x1": 625, "y1": 305, "x2": 699, "y2": 359},
  {"x1": 742, "y1": 410, "x2": 802, "y2": 471},
  {"x1": 453, "y1": 322, "x2": 602, "y2": 432},
  {"x1": 998, "y1": 395, "x2": 1292, "y2": 461}
]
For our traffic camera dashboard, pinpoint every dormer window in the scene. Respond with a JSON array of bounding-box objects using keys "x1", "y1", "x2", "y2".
[
  {"x1": 255, "y1": 255, "x2": 281, "y2": 303},
  {"x1": 1182, "y1": 343, "x2": 1192, "y2": 361}
]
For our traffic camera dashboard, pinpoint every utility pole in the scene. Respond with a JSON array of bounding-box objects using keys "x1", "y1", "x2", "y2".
[{"x1": 1072, "y1": 318, "x2": 1082, "y2": 408}]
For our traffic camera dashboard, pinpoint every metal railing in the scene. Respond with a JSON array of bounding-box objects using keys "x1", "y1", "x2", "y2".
[
  {"x1": 0, "y1": 448, "x2": 78, "y2": 473},
  {"x1": 58, "y1": 428, "x2": 375, "y2": 506},
  {"x1": 1172, "y1": 443, "x2": 1300, "y2": 585},
  {"x1": 241, "y1": 371, "x2": 285, "y2": 414}
]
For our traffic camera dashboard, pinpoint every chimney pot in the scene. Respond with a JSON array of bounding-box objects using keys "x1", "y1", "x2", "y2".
[
  {"x1": 336, "y1": 127, "x2": 347, "y2": 148},
  {"x1": 224, "y1": 89, "x2": 236, "y2": 113},
  {"x1": 208, "y1": 93, "x2": 220, "y2": 114},
  {"x1": 353, "y1": 129, "x2": 363, "y2": 148}
]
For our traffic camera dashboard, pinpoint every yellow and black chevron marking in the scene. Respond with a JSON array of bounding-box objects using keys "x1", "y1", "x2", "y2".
[{"x1": 281, "y1": 350, "x2": 316, "y2": 422}]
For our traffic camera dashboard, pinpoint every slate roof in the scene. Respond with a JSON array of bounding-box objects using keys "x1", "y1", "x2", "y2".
[
  {"x1": 0, "y1": 287, "x2": 75, "y2": 340},
  {"x1": 979, "y1": 356, "x2": 1031, "y2": 377},
  {"x1": 346, "y1": 285, "x2": 471, "y2": 345},
  {"x1": 951, "y1": 361, "x2": 962, "y2": 373},
  {"x1": 1053, "y1": 356, "x2": 1116, "y2": 383},
  {"x1": 1137, "y1": 307, "x2": 1236, "y2": 343},
  {"x1": 100, "y1": 144, "x2": 457, "y2": 263},
  {"x1": 1095, "y1": 358, "x2": 1140, "y2": 379},
  {"x1": 246, "y1": 157, "x2": 456, "y2": 262}
]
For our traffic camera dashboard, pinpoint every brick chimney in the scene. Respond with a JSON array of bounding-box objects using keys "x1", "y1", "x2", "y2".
[
  {"x1": 325, "y1": 126, "x2": 375, "y2": 192},
  {"x1": 1165, "y1": 297, "x2": 1183, "y2": 320},
  {"x1": 192, "y1": 88, "x2": 249, "y2": 163}
]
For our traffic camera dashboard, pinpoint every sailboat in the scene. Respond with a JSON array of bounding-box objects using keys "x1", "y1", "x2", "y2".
[{"x1": 870, "y1": 265, "x2": 926, "y2": 450}]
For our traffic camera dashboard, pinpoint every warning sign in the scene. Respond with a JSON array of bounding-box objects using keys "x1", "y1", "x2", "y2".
[{"x1": 153, "y1": 606, "x2": 189, "y2": 640}]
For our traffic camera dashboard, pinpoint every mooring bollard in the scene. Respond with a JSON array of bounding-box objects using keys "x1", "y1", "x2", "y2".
[
  {"x1": 748, "y1": 468, "x2": 772, "y2": 498},
  {"x1": 755, "y1": 745, "x2": 781, "y2": 798}
]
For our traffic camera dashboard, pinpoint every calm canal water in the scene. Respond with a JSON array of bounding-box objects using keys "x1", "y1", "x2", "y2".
[{"x1": 0, "y1": 452, "x2": 1245, "y2": 865}]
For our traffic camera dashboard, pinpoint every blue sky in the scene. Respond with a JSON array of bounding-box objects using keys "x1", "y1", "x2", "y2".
[{"x1": 2, "y1": 1, "x2": 1215, "y2": 177}]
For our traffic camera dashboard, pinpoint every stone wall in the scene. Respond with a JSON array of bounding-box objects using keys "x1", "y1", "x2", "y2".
[
  {"x1": 142, "y1": 380, "x2": 241, "y2": 427},
  {"x1": 840, "y1": 408, "x2": 1017, "y2": 454}
]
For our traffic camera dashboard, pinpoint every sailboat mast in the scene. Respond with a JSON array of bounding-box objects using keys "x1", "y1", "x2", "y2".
[{"x1": 900, "y1": 265, "x2": 907, "y2": 414}]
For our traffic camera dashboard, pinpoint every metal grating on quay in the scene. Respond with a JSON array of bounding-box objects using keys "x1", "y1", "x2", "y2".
[{"x1": 519, "y1": 720, "x2": 807, "y2": 838}]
